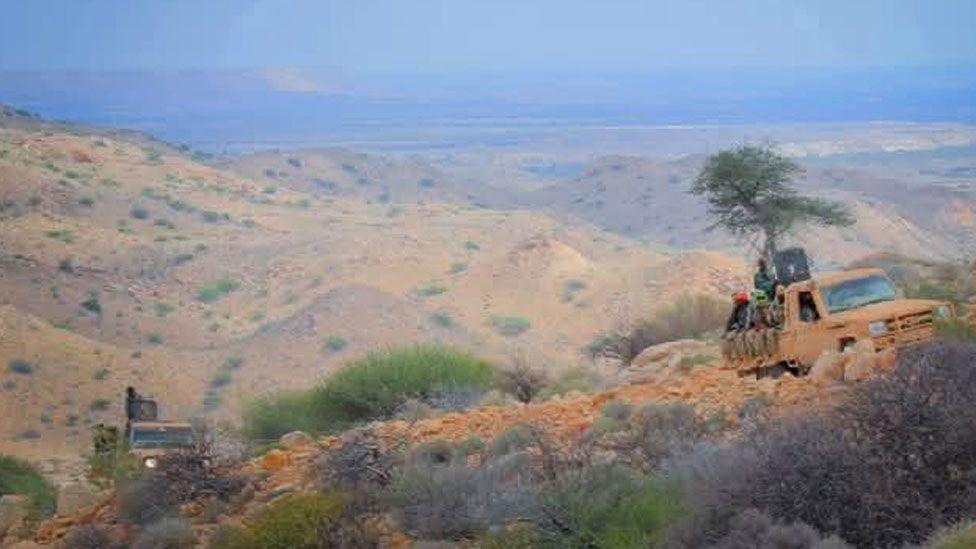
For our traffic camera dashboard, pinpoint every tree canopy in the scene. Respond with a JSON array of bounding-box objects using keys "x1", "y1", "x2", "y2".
[{"x1": 690, "y1": 145, "x2": 854, "y2": 259}]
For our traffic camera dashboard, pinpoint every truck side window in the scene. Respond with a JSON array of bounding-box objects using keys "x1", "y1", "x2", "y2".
[{"x1": 798, "y1": 291, "x2": 820, "y2": 322}]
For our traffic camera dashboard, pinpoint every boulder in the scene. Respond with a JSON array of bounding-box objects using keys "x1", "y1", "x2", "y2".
[
  {"x1": 875, "y1": 348, "x2": 897, "y2": 373},
  {"x1": 844, "y1": 340, "x2": 881, "y2": 382},
  {"x1": 844, "y1": 353, "x2": 876, "y2": 382},
  {"x1": 631, "y1": 339, "x2": 713, "y2": 370},
  {"x1": 56, "y1": 482, "x2": 101, "y2": 516},
  {"x1": 279, "y1": 431, "x2": 313, "y2": 450},
  {"x1": 258, "y1": 449, "x2": 292, "y2": 472},
  {"x1": 264, "y1": 483, "x2": 297, "y2": 502},
  {"x1": 809, "y1": 350, "x2": 845, "y2": 386}
]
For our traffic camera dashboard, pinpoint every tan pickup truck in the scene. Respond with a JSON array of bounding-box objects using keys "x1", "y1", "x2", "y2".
[
  {"x1": 127, "y1": 420, "x2": 197, "y2": 470},
  {"x1": 722, "y1": 268, "x2": 953, "y2": 378}
]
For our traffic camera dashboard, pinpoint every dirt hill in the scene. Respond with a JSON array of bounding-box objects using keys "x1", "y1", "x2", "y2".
[{"x1": 0, "y1": 109, "x2": 751, "y2": 459}]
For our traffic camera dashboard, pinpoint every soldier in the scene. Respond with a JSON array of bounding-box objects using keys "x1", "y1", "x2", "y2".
[
  {"x1": 754, "y1": 258, "x2": 778, "y2": 297},
  {"x1": 92, "y1": 424, "x2": 119, "y2": 455},
  {"x1": 125, "y1": 386, "x2": 140, "y2": 422}
]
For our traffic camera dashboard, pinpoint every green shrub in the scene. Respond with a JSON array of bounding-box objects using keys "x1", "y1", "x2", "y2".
[
  {"x1": 89, "y1": 398, "x2": 111, "y2": 412},
  {"x1": 935, "y1": 318, "x2": 976, "y2": 343},
  {"x1": 45, "y1": 229, "x2": 75, "y2": 243},
  {"x1": 0, "y1": 455, "x2": 57, "y2": 518},
  {"x1": 323, "y1": 336, "x2": 347, "y2": 352},
  {"x1": 146, "y1": 333, "x2": 163, "y2": 345},
  {"x1": 243, "y1": 345, "x2": 493, "y2": 440},
  {"x1": 201, "y1": 210, "x2": 224, "y2": 223},
  {"x1": 491, "y1": 316, "x2": 531, "y2": 336},
  {"x1": 211, "y1": 370, "x2": 233, "y2": 388},
  {"x1": 78, "y1": 196, "x2": 95, "y2": 207},
  {"x1": 81, "y1": 293, "x2": 102, "y2": 315},
  {"x1": 417, "y1": 284, "x2": 447, "y2": 297},
  {"x1": 449, "y1": 261, "x2": 468, "y2": 274},
  {"x1": 926, "y1": 521, "x2": 976, "y2": 549},
  {"x1": 211, "y1": 492, "x2": 343, "y2": 549},
  {"x1": 198, "y1": 278, "x2": 240, "y2": 302},
  {"x1": 538, "y1": 464, "x2": 682, "y2": 548},
  {"x1": 154, "y1": 302, "x2": 175, "y2": 317},
  {"x1": 8, "y1": 359, "x2": 34, "y2": 375},
  {"x1": 58, "y1": 257, "x2": 74, "y2": 273},
  {"x1": 464, "y1": 240, "x2": 480, "y2": 251},
  {"x1": 562, "y1": 279, "x2": 588, "y2": 302},
  {"x1": 430, "y1": 312, "x2": 454, "y2": 328}
]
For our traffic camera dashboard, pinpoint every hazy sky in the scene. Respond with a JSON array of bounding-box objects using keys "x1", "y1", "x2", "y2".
[{"x1": 2, "y1": 0, "x2": 974, "y2": 72}]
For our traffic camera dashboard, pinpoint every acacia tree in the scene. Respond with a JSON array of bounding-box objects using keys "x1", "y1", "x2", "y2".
[{"x1": 690, "y1": 145, "x2": 854, "y2": 262}]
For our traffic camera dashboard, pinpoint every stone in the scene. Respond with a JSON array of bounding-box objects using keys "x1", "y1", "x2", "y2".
[
  {"x1": 56, "y1": 482, "x2": 101, "y2": 516},
  {"x1": 875, "y1": 348, "x2": 897, "y2": 373},
  {"x1": 230, "y1": 483, "x2": 256, "y2": 507},
  {"x1": 264, "y1": 483, "x2": 297, "y2": 501},
  {"x1": 809, "y1": 350, "x2": 846, "y2": 386},
  {"x1": 258, "y1": 449, "x2": 292, "y2": 472},
  {"x1": 844, "y1": 340, "x2": 881, "y2": 382},
  {"x1": 278, "y1": 431, "x2": 313, "y2": 450}
]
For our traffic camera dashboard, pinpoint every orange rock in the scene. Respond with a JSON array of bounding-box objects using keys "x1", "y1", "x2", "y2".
[{"x1": 259, "y1": 449, "x2": 292, "y2": 472}]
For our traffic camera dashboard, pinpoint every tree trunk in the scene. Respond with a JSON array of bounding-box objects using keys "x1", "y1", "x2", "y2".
[{"x1": 762, "y1": 230, "x2": 778, "y2": 266}]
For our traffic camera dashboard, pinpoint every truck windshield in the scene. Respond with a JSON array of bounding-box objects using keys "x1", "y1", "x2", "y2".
[
  {"x1": 130, "y1": 427, "x2": 194, "y2": 449},
  {"x1": 823, "y1": 275, "x2": 896, "y2": 314}
]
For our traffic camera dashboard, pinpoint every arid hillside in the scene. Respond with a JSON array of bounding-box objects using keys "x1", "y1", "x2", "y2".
[
  {"x1": 226, "y1": 146, "x2": 976, "y2": 269},
  {"x1": 0, "y1": 107, "x2": 750, "y2": 459}
]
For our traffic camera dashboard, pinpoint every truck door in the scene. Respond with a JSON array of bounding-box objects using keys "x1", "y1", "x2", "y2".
[{"x1": 793, "y1": 289, "x2": 831, "y2": 365}]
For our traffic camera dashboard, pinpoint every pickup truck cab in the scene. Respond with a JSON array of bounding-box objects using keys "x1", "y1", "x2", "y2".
[
  {"x1": 724, "y1": 268, "x2": 952, "y2": 377},
  {"x1": 127, "y1": 420, "x2": 196, "y2": 469}
]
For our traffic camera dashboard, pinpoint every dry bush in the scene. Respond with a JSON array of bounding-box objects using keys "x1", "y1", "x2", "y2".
[
  {"x1": 117, "y1": 477, "x2": 174, "y2": 526},
  {"x1": 665, "y1": 342, "x2": 976, "y2": 548},
  {"x1": 495, "y1": 359, "x2": 546, "y2": 403},
  {"x1": 588, "y1": 293, "x2": 727, "y2": 364},
  {"x1": 117, "y1": 444, "x2": 245, "y2": 526},
  {"x1": 707, "y1": 509, "x2": 846, "y2": 549},
  {"x1": 316, "y1": 429, "x2": 401, "y2": 491},
  {"x1": 489, "y1": 425, "x2": 539, "y2": 459},
  {"x1": 631, "y1": 403, "x2": 714, "y2": 468},
  {"x1": 131, "y1": 518, "x2": 194, "y2": 549},
  {"x1": 60, "y1": 525, "x2": 116, "y2": 549},
  {"x1": 388, "y1": 453, "x2": 540, "y2": 540}
]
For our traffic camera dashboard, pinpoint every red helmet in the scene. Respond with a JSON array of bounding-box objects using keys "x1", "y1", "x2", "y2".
[{"x1": 733, "y1": 291, "x2": 750, "y2": 304}]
